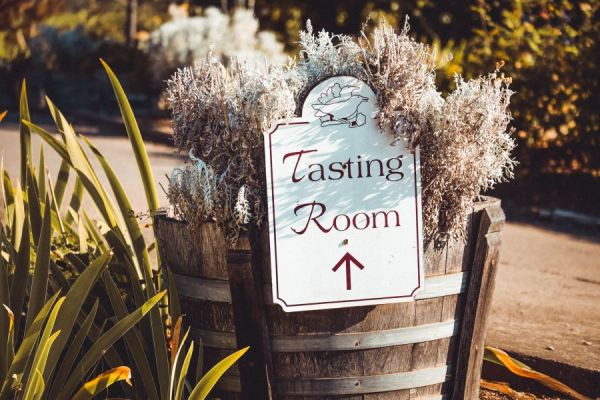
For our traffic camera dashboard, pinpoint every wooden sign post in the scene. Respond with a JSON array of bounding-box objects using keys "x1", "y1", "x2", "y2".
[{"x1": 263, "y1": 76, "x2": 424, "y2": 312}]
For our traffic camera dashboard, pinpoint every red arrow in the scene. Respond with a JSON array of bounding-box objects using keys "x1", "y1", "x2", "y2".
[{"x1": 332, "y1": 252, "x2": 365, "y2": 290}]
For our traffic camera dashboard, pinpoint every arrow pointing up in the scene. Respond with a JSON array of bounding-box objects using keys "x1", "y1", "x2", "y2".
[{"x1": 332, "y1": 252, "x2": 365, "y2": 290}]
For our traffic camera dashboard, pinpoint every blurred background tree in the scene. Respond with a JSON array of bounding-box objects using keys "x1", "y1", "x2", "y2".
[
  {"x1": 464, "y1": 0, "x2": 599, "y2": 176},
  {"x1": 0, "y1": 0, "x2": 598, "y2": 208}
]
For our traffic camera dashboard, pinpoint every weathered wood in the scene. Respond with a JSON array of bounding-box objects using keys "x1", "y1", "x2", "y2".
[
  {"x1": 171, "y1": 271, "x2": 469, "y2": 305},
  {"x1": 154, "y1": 213, "x2": 228, "y2": 279},
  {"x1": 155, "y1": 197, "x2": 505, "y2": 400},
  {"x1": 154, "y1": 211, "x2": 240, "y2": 399},
  {"x1": 276, "y1": 365, "x2": 453, "y2": 395},
  {"x1": 227, "y1": 227, "x2": 275, "y2": 400},
  {"x1": 191, "y1": 319, "x2": 460, "y2": 352},
  {"x1": 452, "y1": 203, "x2": 505, "y2": 399}
]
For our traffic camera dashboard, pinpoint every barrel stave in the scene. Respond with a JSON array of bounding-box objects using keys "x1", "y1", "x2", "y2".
[{"x1": 155, "y1": 198, "x2": 503, "y2": 399}]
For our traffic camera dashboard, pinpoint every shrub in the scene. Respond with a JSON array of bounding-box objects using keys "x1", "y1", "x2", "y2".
[
  {"x1": 145, "y1": 7, "x2": 287, "y2": 86},
  {"x1": 165, "y1": 19, "x2": 515, "y2": 243},
  {"x1": 1, "y1": 67, "x2": 246, "y2": 399}
]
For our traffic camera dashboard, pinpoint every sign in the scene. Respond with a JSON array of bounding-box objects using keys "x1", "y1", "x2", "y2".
[{"x1": 264, "y1": 76, "x2": 424, "y2": 312}]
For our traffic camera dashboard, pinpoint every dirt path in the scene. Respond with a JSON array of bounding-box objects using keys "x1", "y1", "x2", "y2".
[
  {"x1": 1, "y1": 122, "x2": 599, "y2": 373},
  {"x1": 488, "y1": 221, "x2": 600, "y2": 371}
]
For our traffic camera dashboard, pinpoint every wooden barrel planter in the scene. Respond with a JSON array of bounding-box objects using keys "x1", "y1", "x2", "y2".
[{"x1": 155, "y1": 196, "x2": 504, "y2": 399}]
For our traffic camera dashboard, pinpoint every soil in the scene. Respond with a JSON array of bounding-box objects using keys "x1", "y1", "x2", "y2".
[
  {"x1": 480, "y1": 389, "x2": 564, "y2": 400},
  {"x1": 486, "y1": 219, "x2": 600, "y2": 372}
]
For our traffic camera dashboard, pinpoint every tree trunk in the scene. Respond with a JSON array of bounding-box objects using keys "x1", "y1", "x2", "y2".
[
  {"x1": 125, "y1": 0, "x2": 138, "y2": 46},
  {"x1": 222, "y1": 0, "x2": 253, "y2": 13}
]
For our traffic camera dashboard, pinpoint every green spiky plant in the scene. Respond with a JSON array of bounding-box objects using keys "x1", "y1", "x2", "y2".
[{"x1": 1, "y1": 62, "x2": 246, "y2": 400}]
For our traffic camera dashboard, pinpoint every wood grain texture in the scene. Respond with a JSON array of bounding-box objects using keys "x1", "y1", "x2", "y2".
[
  {"x1": 154, "y1": 197, "x2": 504, "y2": 399},
  {"x1": 452, "y1": 202, "x2": 505, "y2": 400},
  {"x1": 154, "y1": 211, "x2": 240, "y2": 399},
  {"x1": 171, "y1": 271, "x2": 469, "y2": 304},
  {"x1": 227, "y1": 227, "x2": 275, "y2": 399}
]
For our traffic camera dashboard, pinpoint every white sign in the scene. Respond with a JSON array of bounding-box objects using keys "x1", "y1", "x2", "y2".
[{"x1": 264, "y1": 76, "x2": 424, "y2": 312}]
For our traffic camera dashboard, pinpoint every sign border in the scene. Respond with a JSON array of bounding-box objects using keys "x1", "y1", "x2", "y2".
[{"x1": 266, "y1": 108, "x2": 424, "y2": 309}]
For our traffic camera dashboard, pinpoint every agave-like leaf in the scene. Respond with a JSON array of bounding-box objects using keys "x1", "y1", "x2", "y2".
[
  {"x1": 47, "y1": 300, "x2": 98, "y2": 399},
  {"x1": 41, "y1": 252, "x2": 112, "y2": 385},
  {"x1": 102, "y1": 227, "x2": 169, "y2": 400},
  {"x1": 0, "y1": 227, "x2": 17, "y2": 266},
  {"x1": 188, "y1": 347, "x2": 249, "y2": 400},
  {"x1": 173, "y1": 333, "x2": 194, "y2": 400},
  {"x1": 45, "y1": 171, "x2": 67, "y2": 237},
  {"x1": 169, "y1": 327, "x2": 189, "y2": 398},
  {"x1": 45, "y1": 96, "x2": 67, "y2": 143},
  {"x1": 81, "y1": 210, "x2": 106, "y2": 250},
  {"x1": 77, "y1": 213, "x2": 88, "y2": 254},
  {"x1": 61, "y1": 117, "x2": 118, "y2": 228},
  {"x1": 82, "y1": 136, "x2": 151, "y2": 278},
  {"x1": 26, "y1": 165, "x2": 42, "y2": 243},
  {"x1": 139, "y1": 251, "x2": 171, "y2": 400},
  {"x1": 19, "y1": 80, "x2": 31, "y2": 184},
  {"x1": 53, "y1": 160, "x2": 70, "y2": 207},
  {"x1": 24, "y1": 118, "x2": 122, "y2": 236},
  {"x1": 1, "y1": 170, "x2": 14, "y2": 227},
  {"x1": 22, "y1": 297, "x2": 65, "y2": 395},
  {"x1": 100, "y1": 60, "x2": 159, "y2": 214},
  {"x1": 0, "y1": 302, "x2": 13, "y2": 385},
  {"x1": 10, "y1": 179, "x2": 25, "y2": 251},
  {"x1": 71, "y1": 366, "x2": 132, "y2": 400},
  {"x1": 484, "y1": 346, "x2": 591, "y2": 400},
  {"x1": 64, "y1": 177, "x2": 84, "y2": 226},
  {"x1": 100, "y1": 62, "x2": 164, "y2": 311},
  {"x1": 57, "y1": 291, "x2": 166, "y2": 400},
  {"x1": 24, "y1": 368, "x2": 45, "y2": 400},
  {"x1": 43, "y1": 267, "x2": 133, "y2": 400},
  {"x1": 37, "y1": 145, "x2": 46, "y2": 199},
  {"x1": 8, "y1": 213, "x2": 29, "y2": 339},
  {"x1": 177, "y1": 346, "x2": 195, "y2": 400},
  {"x1": 0, "y1": 292, "x2": 60, "y2": 399},
  {"x1": 24, "y1": 199, "x2": 51, "y2": 333},
  {"x1": 23, "y1": 121, "x2": 70, "y2": 163},
  {"x1": 99, "y1": 271, "x2": 159, "y2": 400},
  {"x1": 170, "y1": 316, "x2": 183, "y2": 368}
]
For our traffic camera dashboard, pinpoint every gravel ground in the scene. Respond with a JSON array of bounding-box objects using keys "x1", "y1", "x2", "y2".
[{"x1": 480, "y1": 389, "x2": 564, "y2": 399}]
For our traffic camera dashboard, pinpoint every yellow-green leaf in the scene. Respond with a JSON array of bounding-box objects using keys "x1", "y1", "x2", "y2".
[
  {"x1": 57, "y1": 291, "x2": 167, "y2": 399},
  {"x1": 174, "y1": 341, "x2": 194, "y2": 400},
  {"x1": 188, "y1": 347, "x2": 249, "y2": 400},
  {"x1": 24, "y1": 199, "x2": 51, "y2": 333},
  {"x1": 100, "y1": 59, "x2": 159, "y2": 214},
  {"x1": 2, "y1": 305, "x2": 13, "y2": 335},
  {"x1": 41, "y1": 253, "x2": 112, "y2": 385},
  {"x1": 19, "y1": 80, "x2": 31, "y2": 184},
  {"x1": 0, "y1": 292, "x2": 60, "y2": 399},
  {"x1": 71, "y1": 366, "x2": 132, "y2": 400}
]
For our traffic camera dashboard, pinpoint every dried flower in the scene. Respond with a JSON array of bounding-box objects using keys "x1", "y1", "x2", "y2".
[{"x1": 166, "y1": 18, "x2": 515, "y2": 244}]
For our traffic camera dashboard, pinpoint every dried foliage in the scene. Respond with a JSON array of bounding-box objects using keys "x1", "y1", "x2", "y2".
[
  {"x1": 166, "y1": 18, "x2": 515, "y2": 243},
  {"x1": 166, "y1": 58, "x2": 296, "y2": 240},
  {"x1": 362, "y1": 21, "x2": 443, "y2": 150},
  {"x1": 422, "y1": 72, "x2": 516, "y2": 241}
]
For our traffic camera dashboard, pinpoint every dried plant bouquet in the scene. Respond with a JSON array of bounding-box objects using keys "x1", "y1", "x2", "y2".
[{"x1": 166, "y1": 19, "x2": 516, "y2": 243}]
